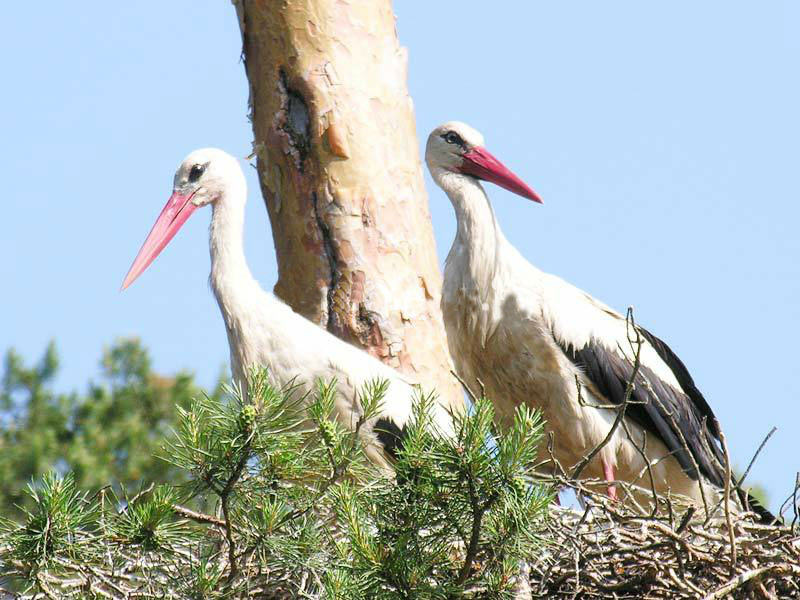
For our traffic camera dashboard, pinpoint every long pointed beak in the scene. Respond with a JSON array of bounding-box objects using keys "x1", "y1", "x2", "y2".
[
  {"x1": 121, "y1": 191, "x2": 198, "y2": 290},
  {"x1": 459, "y1": 146, "x2": 542, "y2": 203}
]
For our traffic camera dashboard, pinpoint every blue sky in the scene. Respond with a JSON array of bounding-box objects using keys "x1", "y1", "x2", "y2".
[{"x1": 1, "y1": 2, "x2": 797, "y2": 511}]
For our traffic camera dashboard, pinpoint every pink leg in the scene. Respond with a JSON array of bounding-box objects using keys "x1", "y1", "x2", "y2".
[{"x1": 602, "y1": 459, "x2": 618, "y2": 501}]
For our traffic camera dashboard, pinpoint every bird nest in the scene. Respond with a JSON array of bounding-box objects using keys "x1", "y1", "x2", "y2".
[{"x1": 528, "y1": 480, "x2": 800, "y2": 599}]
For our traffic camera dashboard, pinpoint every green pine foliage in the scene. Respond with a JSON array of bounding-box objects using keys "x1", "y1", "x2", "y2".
[
  {"x1": 328, "y1": 394, "x2": 552, "y2": 598},
  {"x1": 4, "y1": 472, "x2": 98, "y2": 568},
  {"x1": 0, "y1": 367, "x2": 553, "y2": 599},
  {"x1": 0, "y1": 339, "x2": 225, "y2": 521}
]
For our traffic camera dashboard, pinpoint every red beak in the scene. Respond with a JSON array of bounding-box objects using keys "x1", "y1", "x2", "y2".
[
  {"x1": 121, "y1": 190, "x2": 199, "y2": 290},
  {"x1": 459, "y1": 146, "x2": 542, "y2": 203}
]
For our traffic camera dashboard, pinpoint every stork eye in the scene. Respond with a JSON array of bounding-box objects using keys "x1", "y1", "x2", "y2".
[
  {"x1": 188, "y1": 164, "x2": 205, "y2": 183},
  {"x1": 442, "y1": 131, "x2": 465, "y2": 146}
]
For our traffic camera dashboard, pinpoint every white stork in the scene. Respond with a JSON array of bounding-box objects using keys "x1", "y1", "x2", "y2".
[
  {"x1": 426, "y1": 122, "x2": 772, "y2": 520},
  {"x1": 122, "y1": 148, "x2": 455, "y2": 468}
]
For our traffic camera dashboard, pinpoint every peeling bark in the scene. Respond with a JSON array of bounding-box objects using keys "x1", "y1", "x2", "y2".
[{"x1": 234, "y1": 0, "x2": 462, "y2": 410}]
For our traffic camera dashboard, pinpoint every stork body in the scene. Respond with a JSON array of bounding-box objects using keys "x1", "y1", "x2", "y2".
[
  {"x1": 123, "y1": 149, "x2": 454, "y2": 468},
  {"x1": 426, "y1": 122, "x2": 769, "y2": 517}
]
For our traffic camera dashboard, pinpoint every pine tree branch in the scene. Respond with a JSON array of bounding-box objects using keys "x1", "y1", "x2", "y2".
[
  {"x1": 220, "y1": 427, "x2": 254, "y2": 583},
  {"x1": 273, "y1": 411, "x2": 368, "y2": 532},
  {"x1": 455, "y1": 473, "x2": 499, "y2": 586},
  {"x1": 171, "y1": 504, "x2": 226, "y2": 527}
]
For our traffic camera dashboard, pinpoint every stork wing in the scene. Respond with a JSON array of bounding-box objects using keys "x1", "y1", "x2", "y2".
[
  {"x1": 561, "y1": 329, "x2": 725, "y2": 487},
  {"x1": 541, "y1": 276, "x2": 725, "y2": 487}
]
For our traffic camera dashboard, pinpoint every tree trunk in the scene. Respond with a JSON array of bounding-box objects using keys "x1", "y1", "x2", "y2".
[{"x1": 232, "y1": 0, "x2": 462, "y2": 410}]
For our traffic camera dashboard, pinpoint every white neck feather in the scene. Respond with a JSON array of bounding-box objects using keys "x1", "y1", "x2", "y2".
[
  {"x1": 433, "y1": 169, "x2": 505, "y2": 289},
  {"x1": 208, "y1": 181, "x2": 262, "y2": 327}
]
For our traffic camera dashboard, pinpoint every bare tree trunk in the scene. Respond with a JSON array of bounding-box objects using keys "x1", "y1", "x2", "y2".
[{"x1": 232, "y1": 0, "x2": 461, "y2": 410}]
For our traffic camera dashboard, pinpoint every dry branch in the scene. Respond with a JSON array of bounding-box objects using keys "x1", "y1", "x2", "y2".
[{"x1": 528, "y1": 477, "x2": 800, "y2": 599}]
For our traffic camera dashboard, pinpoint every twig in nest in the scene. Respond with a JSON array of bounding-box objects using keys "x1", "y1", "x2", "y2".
[
  {"x1": 475, "y1": 377, "x2": 486, "y2": 398},
  {"x1": 654, "y1": 392, "x2": 710, "y2": 520},
  {"x1": 528, "y1": 480, "x2": 800, "y2": 600},
  {"x1": 706, "y1": 424, "x2": 779, "y2": 524},
  {"x1": 792, "y1": 472, "x2": 799, "y2": 532},
  {"x1": 545, "y1": 431, "x2": 568, "y2": 480},
  {"x1": 736, "y1": 426, "x2": 777, "y2": 489},
  {"x1": 622, "y1": 420, "x2": 659, "y2": 516},
  {"x1": 776, "y1": 471, "x2": 799, "y2": 524},
  {"x1": 702, "y1": 564, "x2": 800, "y2": 600},
  {"x1": 676, "y1": 506, "x2": 695, "y2": 534},
  {"x1": 571, "y1": 310, "x2": 643, "y2": 482},
  {"x1": 450, "y1": 369, "x2": 479, "y2": 404},
  {"x1": 718, "y1": 429, "x2": 737, "y2": 573}
]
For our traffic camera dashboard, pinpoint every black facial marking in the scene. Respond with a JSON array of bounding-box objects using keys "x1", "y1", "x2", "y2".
[
  {"x1": 441, "y1": 131, "x2": 465, "y2": 147},
  {"x1": 188, "y1": 163, "x2": 206, "y2": 183}
]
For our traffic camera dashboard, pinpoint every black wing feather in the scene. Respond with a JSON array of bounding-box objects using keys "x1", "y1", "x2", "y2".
[
  {"x1": 374, "y1": 417, "x2": 407, "y2": 460},
  {"x1": 560, "y1": 334, "x2": 725, "y2": 488},
  {"x1": 635, "y1": 329, "x2": 777, "y2": 522},
  {"x1": 639, "y1": 327, "x2": 721, "y2": 438},
  {"x1": 558, "y1": 325, "x2": 777, "y2": 522}
]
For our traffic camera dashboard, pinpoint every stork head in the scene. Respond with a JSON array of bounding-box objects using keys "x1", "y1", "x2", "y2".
[
  {"x1": 171, "y1": 148, "x2": 244, "y2": 209},
  {"x1": 425, "y1": 121, "x2": 541, "y2": 203},
  {"x1": 121, "y1": 148, "x2": 245, "y2": 290}
]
